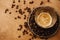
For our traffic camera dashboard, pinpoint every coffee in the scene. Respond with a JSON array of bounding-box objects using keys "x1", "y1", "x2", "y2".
[{"x1": 35, "y1": 12, "x2": 52, "y2": 28}]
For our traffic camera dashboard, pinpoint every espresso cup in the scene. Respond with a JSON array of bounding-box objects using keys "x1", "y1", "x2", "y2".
[{"x1": 28, "y1": 6, "x2": 59, "y2": 39}]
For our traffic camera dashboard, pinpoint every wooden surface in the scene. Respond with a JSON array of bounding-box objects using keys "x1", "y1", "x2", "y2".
[{"x1": 0, "y1": 0, "x2": 60, "y2": 40}]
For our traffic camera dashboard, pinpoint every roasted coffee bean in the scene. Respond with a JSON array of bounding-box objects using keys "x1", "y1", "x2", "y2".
[
  {"x1": 16, "y1": 10, "x2": 18, "y2": 12},
  {"x1": 17, "y1": 16, "x2": 21, "y2": 19},
  {"x1": 23, "y1": 11, "x2": 25, "y2": 14},
  {"x1": 13, "y1": 0, "x2": 15, "y2": 3},
  {"x1": 24, "y1": 0, "x2": 26, "y2": 4},
  {"x1": 11, "y1": 4, "x2": 15, "y2": 8},
  {"x1": 24, "y1": 7, "x2": 31, "y2": 13},
  {"x1": 17, "y1": 26, "x2": 22, "y2": 31},
  {"x1": 14, "y1": 17, "x2": 17, "y2": 20},
  {"x1": 29, "y1": 39, "x2": 31, "y2": 40},
  {"x1": 19, "y1": 25, "x2": 22, "y2": 27},
  {"x1": 47, "y1": 0, "x2": 50, "y2": 2},
  {"x1": 19, "y1": 25, "x2": 22, "y2": 30},
  {"x1": 40, "y1": 1, "x2": 43, "y2": 5},
  {"x1": 29, "y1": 33, "x2": 33, "y2": 36},
  {"x1": 16, "y1": 5, "x2": 19, "y2": 9},
  {"x1": 23, "y1": 29, "x2": 28, "y2": 35},
  {"x1": 18, "y1": 0, "x2": 20, "y2": 2},
  {"x1": 18, "y1": 9, "x2": 23, "y2": 15},
  {"x1": 18, "y1": 35, "x2": 21, "y2": 38},
  {"x1": 29, "y1": 1, "x2": 34, "y2": 4},
  {"x1": 24, "y1": 15, "x2": 26, "y2": 19},
  {"x1": 27, "y1": 8, "x2": 31, "y2": 13},
  {"x1": 9, "y1": 12, "x2": 11, "y2": 14},
  {"x1": 5, "y1": 9, "x2": 9, "y2": 13},
  {"x1": 24, "y1": 7, "x2": 28, "y2": 10},
  {"x1": 17, "y1": 28, "x2": 21, "y2": 30},
  {"x1": 24, "y1": 22, "x2": 29, "y2": 29}
]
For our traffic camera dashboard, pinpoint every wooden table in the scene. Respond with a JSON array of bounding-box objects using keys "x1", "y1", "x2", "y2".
[{"x1": 0, "y1": 0, "x2": 60, "y2": 40}]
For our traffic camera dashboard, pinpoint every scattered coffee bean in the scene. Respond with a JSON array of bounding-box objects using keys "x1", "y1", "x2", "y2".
[
  {"x1": 18, "y1": 35, "x2": 21, "y2": 38},
  {"x1": 23, "y1": 29, "x2": 28, "y2": 35},
  {"x1": 17, "y1": 16, "x2": 21, "y2": 19},
  {"x1": 14, "y1": 17, "x2": 17, "y2": 20},
  {"x1": 47, "y1": 0, "x2": 50, "y2": 2},
  {"x1": 29, "y1": 1, "x2": 34, "y2": 4},
  {"x1": 18, "y1": 9, "x2": 23, "y2": 15},
  {"x1": 29, "y1": 39, "x2": 31, "y2": 40},
  {"x1": 17, "y1": 28, "x2": 21, "y2": 30},
  {"x1": 23, "y1": 11, "x2": 25, "y2": 14},
  {"x1": 5, "y1": 9, "x2": 9, "y2": 13},
  {"x1": 33, "y1": 8, "x2": 35, "y2": 9},
  {"x1": 19, "y1": 25, "x2": 22, "y2": 27},
  {"x1": 16, "y1": 10, "x2": 18, "y2": 12},
  {"x1": 24, "y1": 22, "x2": 29, "y2": 29},
  {"x1": 16, "y1": 5, "x2": 19, "y2": 9},
  {"x1": 24, "y1": 7, "x2": 28, "y2": 10},
  {"x1": 13, "y1": 0, "x2": 15, "y2": 3},
  {"x1": 11, "y1": 4, "x2": 15, "y2": 8},
  {"x1": 18, "y1": 0, "x2": 20, "y2": 2},
  {"x1": 24, "y1": 7, "x2": 31, "y2": 13},
  {"x1": 24, "y1": 15, "x2": 26, "y2": 19},
  {"x1": 27, "y1": 8, "x2": 31, "y2": 13},
  {"x1": 9, "y1": 12, "x2": 11, "y2": 14},
  {"x1": 40, "y1": 1, "x2": 43, "y2": 5},
  {"x1": 24, "y1": 0, "x2": 26, "y2": 4},
  {"x1": 19, "y1": 25, "x2": 22, "y2": 30},
  {"x1": 29, "y1": 33, "x2": 33, "y2": 36}
]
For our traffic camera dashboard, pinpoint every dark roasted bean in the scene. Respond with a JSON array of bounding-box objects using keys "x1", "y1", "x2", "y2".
[
  {"x1": 18, "y1": 35, "x2": 21, "y2": 38},
  {"x1": 16, "y1": 5, "x2": 19, "y2": 9},
  {"x1": 13, "y1": 0, "x2": 15, "y2": 3},
  {"x1": 29, "y1": 39, "x2": 31, "y2": 40},
  {"x1": 23, "y1": 29, "x2": 28, "y2": 35},
  {"x1": 29, "y1": 33, "x2": 33, "y2": 36},
  {"x1": 9, "y1": 12, "x2": 11, "y2": 14},
  {"x1": 18, "y1": 0, "x2": 20, "y2": 2},
  {"x1": 16, "y1": 10, "x2": 18, "y2": 12},
  {"x1": 24, "y1": 0, "x2": 26, "y2": 4},
  {"x1": 24, "y1": 7, "x2": 31, "y2": 13},
  {"x1": 27, "y1": 8, "x2": 31, "y2": 13},
  {"x1": 17, "y1": 28, "x2": 20, "y2": 30},
  {"x1": 14, "y1": 17, "x2": 17, "y2": 20},
  {"x1": 24, "y1": 7, "x2": 28, "y2": 10},
  {"x1": 5, "y1": 9, "x2": 9, "y2": 13},
  {"x1": 24, "y1": 15, "x2": 26, "y2": 19},
  {"x1": 11, "y1": 4, "x2": 15, "y2": 8},
  {"x1": 23, "y1": 11, "x2": 25, "y2": 14},
  {"x1": 19, "y1": 25, "x2": 22, "y2": 30},
  {"x1": 17, "y1": 16, "x2": 21, "y2": 19},
  {"x1": 24, "y1": 22, "x2": 29, "y2": 29},
  {"x1": 19, "y1": 9, "x2": 23, "y2": 15},
  {"x1": 19, "y1": 25, "x2": 22, "y2": 27},
  {"x1": 40, "y1": 1, "x2": 43, "y2": 5},
  {"x1": 47, "y1": 0, "x2": 50, "y2": 2},
  {"x1": 29, "y1": 1, "x2": 34, "y2": 4}
]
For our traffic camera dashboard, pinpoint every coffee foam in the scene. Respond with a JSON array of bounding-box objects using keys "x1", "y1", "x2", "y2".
[{"x1": 35, "y1": 12, "x2": 52, "y2": 28}]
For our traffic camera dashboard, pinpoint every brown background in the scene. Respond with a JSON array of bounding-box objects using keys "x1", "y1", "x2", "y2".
[{"x1": 0, "y1": 0, "x2": 60, "y2": 40}]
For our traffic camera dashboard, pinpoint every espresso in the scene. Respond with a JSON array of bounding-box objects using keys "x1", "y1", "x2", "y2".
[{"x1": 35, "y1": 12, "x2": 52, "y2": 28}]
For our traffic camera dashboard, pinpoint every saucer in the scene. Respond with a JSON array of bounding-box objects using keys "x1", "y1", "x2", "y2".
[{"x1": 28, "y1": 6, "x2": 59, "y2": 39}]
